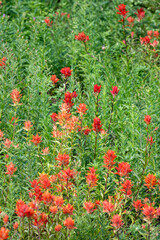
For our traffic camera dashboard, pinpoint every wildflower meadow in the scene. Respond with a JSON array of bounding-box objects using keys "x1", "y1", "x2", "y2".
[{"x1": 0, "y1": 0, "x2": 160, "y2": 239}]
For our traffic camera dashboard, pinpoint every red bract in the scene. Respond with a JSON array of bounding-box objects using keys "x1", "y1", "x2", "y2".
[
  {"x1": 13, "y1": 222, "x2": 19, "y2": 230},
  {"x1": 0, "y1": 130, "x2": 4, "y2": 139},
  {"x1": 44, "y1": 17, "x2": 53, "y2": 26},
  {"x1": 55, "y1": 224, "x2": 62, "y2": 232},
  {"x1": 15, "y1": 200, "x2": 29, "y2": 218},
  {"x1": 33, "y1": 212, "x2": 48, "y2": 226},
  {"x1": 150, "y1": 40, "x2": 158, "y2": 48},
  {"x1": 24, "y1": 121, "x2": 32, "y2": 131},
  {"x1": 63, "y1": 217, "x2": 76, "y2": 229},
  {"x1": 83, "y1": 201, "x2": 95, "y2": 214},
  {"x1": 55, "y1": 153, "x2": 70, "y2": 167},
  {"x1": 41, "y1": 147, "x2": 50, "y2": 155},
  {"x1": 110, "y1": 86, "x2": 119, "y2": 97},
  {"x1": 51, "y1": 75, "x2": 59, "y2": 84},
  {"x1": 115, "y1": 162, "x2": 132, "y2": 177},
  {"x1": 92, "y1": 117, "x2": 103, "y2": 132},
  {"x1": 75, "y1": 32, "x2": 89, "y2": 42},
  {"x1": 3, "y1": 215, "x2": 8, "y2": 225},
  {"x1": 147, "y1": 30, "x2": 153, "y2": 37},
  {"x1": 102, "y1": 200, "x2": 115, "y2": 213},
  {"x1": 39, "y1": 174, "x2": 52, "y2": 189},
  {"x1": 144, "y1": 115, "x2": 151, "y2": 125},
  {"x1": 54, "y1": 196, "x2": 64, "y2": 208},
  {"x1": 120, "y1": 179, "x2": 133, "y2": 195},
  {"x1": 50, "y1": 113, "x2": 58, "y2": 122},
  {"x1": 0, "y1": 227, "x2": 9, "y2": 240},
  {"x1": 135, "y1": 8, "x2": 145, "y2": 21},
  {"x1": 10, "y1": 89, "x2": 22, "y2": 105},
  {"x1": 144, "y1": 174, "x2": 157, "y2": 189},
  {"x1": 154, "y1": 31, "x2": 159, "y2": 38},
  {"x1": 31, "y1": 134, "x2": 42, "y2": 145},
  {"x1": 133, "y1": 200, "x2": 143, "y2": 211},
  {"x1": 64, "y1": 92, "x2": 74, "y2": 108},
  {"x1": 94, "y1": 84, "x2": 101, "y2": 94},
  {"x1": 142, "y1": 205, "x2": 156, "y2": 221},
  {"x1": 127, "y1": 16, "x2": 135, "y2": 26},
  {"x1": 76, "y1": 103, "x2": 88, "y2": 114},
  {"x1": 60, "y1": 67, "x2": 72, "y2": 78},
  {"x1": 116, "y1": 4, "x2": 129, "y2": 17},
  {"x1": 0, "y1": 57, "x2": 7, "y2": 68},
  {"x1": 3, "y1": 139, "x2": 12, "y2": 148},
  {"x1": 83, "y1": 127, "x2": 91, "y2": 135},
  {"x1": 50, "y1": 206, "x2": 58, "y2": 214},
  {"x1": 111, "y1": 215, "x2": 123, "y2": 229},
  {"x1": 147, "y1": 136, "x2": 154, "y2": 145},
  {"x1": 86, "y1": 167, "x2": 98, "y2": 188},
  {"x1": 5, "y1": 162, "x2": 17, "y2": 176},
  {"x1": 42, "y1": 191, "x2": 53, "y2": 205},
  {"x1": 103, "y1": 150, "x2": 117, "y2": 171},
  {"x1": 63, "y1": 203, "x2": 74, "y2": 215},
  {"x1": 140, "y1": 36, "x2": 151, "y2": 45}
]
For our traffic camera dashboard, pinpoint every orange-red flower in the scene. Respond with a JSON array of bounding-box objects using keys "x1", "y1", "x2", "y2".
[
  {"x1": 63, "y1": 203, "x2": 74, "y2": 215},
  {"x1": 111, "y1": 215, "x2": 123, "y2": 229},
  {"x1": 31, "y1": 134, "x2": 42, "y2": 145},
  {"x1": 144, "y1": 115, "x2": 151, "y2": 125},
  {"x1": 86, "y1": 167, "x2": 98, "y2": 188},
  {"x1": 76, "y1": 103, "x2": 88, "y2": 115},
  {"x1": 154, "y1": 31, "x2": 159, "y2": 38},
  {"x1": 103, "y1": 150, "x2": 117, "y2": 171},
  {"x1": 92, "y1": 117, "x2": 103, "y2": 132},
  {"x1": 83, "y1": 201, "x2": 95, "y2": 214},
  {"x1": 147, "y1": 30, "x2": 153, "y2": 37},
  {"x1": 51, "y1": 74, "x2": 59, "y2": 84},
  {"x1": 10, "y1": 89, "x2": 22, "y2": 105},
  {"x1": 116, "y1": 4, "x2": 129, "y2": 17},
  {"x1": 13, "y1": 222, "x2": 19, "y2": 230},
  {"x1": 24, "y1": 121, "x2": 32, "y2": 131},
  {"x1": 94, "y1": 84, "x2": 101, "y2": 94},
  {"x1": 120, "y1": 179, "x2": 133, "y2": 195},
  {"x1": 110, "y1": 86, "x2": 119, "y2": 97},
  {"x1": 60, "y1": 67, "x2": 72, "y2": 78},
  {"x1": 133, "y1": 200, "x2": 143, "y2": 211},
  {"x1": 42, "y1": 191, "x2": 53, "y2": 205},
  {"x1": 75, "y1": 32, "x2": 89, "y2": 42},
  {"x1": 5, "y1": 162, "x2": 17, "y2": 176},
  {"x1": 3, "y1": 215, "x2": 8, "y2": 225},
  {"x1": 55, "y1": 153, "x2": 70, "y2": 167},
  {"x1": 142, "y1": 205, "x2": 156, "y2": 222},
  {"x1": 50, "y1": 206, "x2": 58, "y2": 214},
  {"x1": 50, "y1": 113, "x2": 58, "y2": 122},
  {"x1": 135, "y1": 8, "x2": 145, "y2": 21},
  {"x1": 41, "y1": 147, "x2": 50, "y2": 155},
  {"x1": 63, "y1": 217, "x2": 76, "y2": 229},
  {"x1": 0, "y1": 227, "x2": 9, "y2": 240},
  {"x1": 115, "y1": 162, "x2": 132, "y2": 177},
  {"x1": 127, "y1": 16, "x2": 135, "y2": 26},
  {"x1": 55, "y1": 224, "x2": 62, "y2": 232},
  {"x1": 3, "y1": 139, "x2": 12, "y2": 149},
  {"x1": 44, "y1": 17, "x2": 53, "y2": 26},
  {"x1": 0, "y1": 130, "x2": 4, "y2": 139},
  {"x1": 102, "y1": 200, "x2": 115, "y2": 213},
  {"x1": 144, "y1": 174, "x2": 157, "y2": 189},
  {"x1": 54, "y1": 196, "x2": 64, "y2": 208}
]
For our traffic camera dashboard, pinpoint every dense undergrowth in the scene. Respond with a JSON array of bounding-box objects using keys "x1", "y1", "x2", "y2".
[{"x1": 0, "y1": 0, "x2": 160, "y2": 239}]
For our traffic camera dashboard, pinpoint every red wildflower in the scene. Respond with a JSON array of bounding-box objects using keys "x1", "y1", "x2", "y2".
[
  {"x1": 55, "y1": 153, "x2": 70, "y2": 166},
  {"x1": 76, "y1": 103, "x2": 88, "y2": 114},
  {"x1": 147, "y1": 136, "x2": 154, "y2": 145},
  {"x1": 64, "y1": 92, "x2": 74, "y2": 108},
  {"x1": 54, "y1": 196, "x2": 64, "y2": 208},
  {"x1": 116, "y1": 4, "x2": 129, "y2": 17},
  {"x1": 75, "y1": 32, "x2": 89, "y2": 42},
  {"x1": 83, "y1": 201, "x2": 95, "y2": 214},
  {"x1": 72, "y1": 91, "x2": 78, "y2": 98},
  {"x1": 83, "y1": 127, "x2": 91, "y2": 135},
  {"x1": 63, "y1": 203, "x2": 74, "y2": 215},
  {"x1": 86, "y1": 167, "x2": 98, "y2": 188},
  {"x1": 144, "y1": 115, "x2": 151, "y2": 125},
  {"x1": 147, "y1": 30, "x2": 153, "y2": 37},
  {"x1": 41, "y1": 147, "x2": 50, "y2": 155},
  {"x1": 51, "y1": 74, "x2": 59, "y2": 84},
  {"x1": 13, "y1": 222, "x2": 19, "y2": 230},
  {"x1": 103, "y1": 150, "x2": 117, "y2": 171},
  {"x1": 154, "y1": 31, "x2": 159, "y2": 38},
  {"x1": 133, "y1": 200, "x2": 143, "y2": 211},
  {"x1": 0, "y1": 130, "x2": 4, "y2": 139},
  {"x1": 131, "y1": 32, "x2": 134, "y2": 38},
  {"x1": 24, "y1": 121, "x2": 32, "y2": 131},
  {"x1": 3, "y1": 215, "x2": 8, "y2": 225},
  {"x1": 150, "y1": 40, "x2": 158, "y2": 48},
  {"x1": 102, "y1": 200, "x2": 115, "y2": 213},
  {"x1": 115, "y1": 162, "x2": 132, "y2": 177},
  {"x1": 110, "y1": 86, "x2": 119, "y2": 97},
  {"x1": 127, "y1": 16, "x2": 135, "y2": 26},
  {"x1": 0, "y1": 57, "x2": 7, "y2": 68},
  {"x1": 94, "y1": 84, "x2": 101, "y2": 94},
  {"x1": 31, "y1": 134, "x2": 42, "y2": 145},
  {"x1": 15, "y1": 200, "x2": 29, "y2": 218},
  {"x1": 144, "y1": 174, "x2": 157, "y2": 189},
  {"x1": 0, "y1": 227, "x2": 9, "y2": 240},
  {"x1": 111, "y1": 215, "x2": 123, "y2": 229},
  {"x1": 50, "y1": 113, "x2": 58, "y2": 122},
  {"x1": 42, "y1": 191, "x2": 53, "y2": 205},
  {"x1": 60, "y1": 67, "x2": 72, "y2": 78},
  {"x1": 142, "y1": 205, "x2": 156, "y2": 221},
  {"x1": 120, "y1": 179, "x2": 133, "y2": 195},
  {"x1": 135, "y1": 8, "x2": 145, "y2": 21},
  {"x1": 5, "y1": 162, "x2": 17, "y2": 176},
  {"x1": 55, "y1": 224, "x2": 62, "y2": 232},
  {"x1": 140, "y1": 36, "x2": 151, "y2": 45},
  {"x1": 39, "y1": 174, "x2": 51, "y2": 189},
  {"x1": 33, "y1": 212, "x2": 48, "y2": 226},
  {"x1": 92, "y1": 117, "x2": 103, "y2": 132},
  {"x1": 63, "y1": 217, "x2": 76, "y2": 229},
  {"x1": 50, "y1": 206, "x2": 58, "y2": 214},
  {"x1": 44, "y1": 17, "x2": 53, "y2": 26},
  {"x1": 3, "y1": 139, "x2": 12, "y2": 149},
  {"x1": 10, "y1": 89, "x2": 22, "y2": 105}
]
